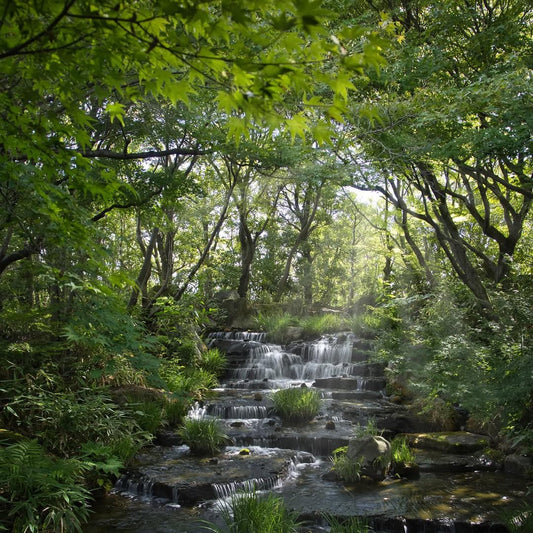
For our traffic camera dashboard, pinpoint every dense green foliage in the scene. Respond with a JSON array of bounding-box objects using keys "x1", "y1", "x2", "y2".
[
  {"x1": 0, "y1": 439, "x2": 92, "y2": 533},
  {"x1": 0, "y1": 0, "x2": 531, "y2": 528}
]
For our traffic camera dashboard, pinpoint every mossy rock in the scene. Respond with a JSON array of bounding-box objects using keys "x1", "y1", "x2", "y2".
[{"x1": 406, "y1": 432, "x2": 490, "y2": 454}]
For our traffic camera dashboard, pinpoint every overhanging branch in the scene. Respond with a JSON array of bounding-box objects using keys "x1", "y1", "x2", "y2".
[{"x1": 81, "y1": 147, "x2": 209, "y2": 160}]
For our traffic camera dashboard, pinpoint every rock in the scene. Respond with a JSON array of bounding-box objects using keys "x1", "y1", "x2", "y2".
[
  {"x1": 346, "y1": 435, "x2": 391, "y2": 481},
  {"x1": 155, "y1": 430, "x2": 182, "y2": 446},
  {"x1": 504, "y1": 454, "x2": 533, "y2": 479},
  {"x1": 405, "y1": 432, "x2": 491, "y2": 454},
  {"x1": 414, "y1": 449, "x2": 500, "y2": 473},
  {"x1": 325, "y1": 420, "x2": 336, "y2": 430},
  {"x1": 313, "y1": 376, "x2": 386, "y2": 391}
]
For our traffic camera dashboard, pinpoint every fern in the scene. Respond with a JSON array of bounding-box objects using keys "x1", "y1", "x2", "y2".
[{"x1": 0, "y1": 440, "x2": 92, "y2": 533}]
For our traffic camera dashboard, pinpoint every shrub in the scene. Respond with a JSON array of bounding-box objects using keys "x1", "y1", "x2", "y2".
[
  {"x1": 272, "y1": 387, "x2": 321, "y2": 424},
  {"x1": 179, "y1": 418, "x2": 228, "y2": 456},
  {"x1": 0, "y1": 439, "x2": 92, "y2": 533},
  {"x1": 219, "y1": 491, "x2": 300, "y2": 533},
  {"x1": 159, "y1": 357, "x2": 218, "y2": 400},
  {"x1": 503, "y1": 503, "x2": 533, "y2": 532},
  {"x1": 2, "y1": 387, "x2": 152, "y2": 461},
  {"x1": 331, "y1": 446, "x2": 361, "y2": 483},
  {"x1": 163, "y1": 396, "x2": 189, "y2": 426}
]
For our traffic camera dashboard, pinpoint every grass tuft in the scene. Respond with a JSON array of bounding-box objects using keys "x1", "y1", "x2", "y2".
[
  {"x1": 271, "y1": 387, "x2": 321, "y2": 424},
  {"x1": 179, "y1": 418, "x2": 228, "y2": 456},
  {"x1": 221, "y1": 490, "x2": 300, "y2": 533}
]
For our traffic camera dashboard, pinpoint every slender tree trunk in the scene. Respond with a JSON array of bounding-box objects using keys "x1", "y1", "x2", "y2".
[
  {"x1": 274, "y1": 241, "x2": 300, "y2": 302},
  {"x1": 301, "y1": 243, "x2": 313, "y2": 306},
  {"x1": 128, "y1": 227, "x2": 159, "y2": 310},
  {"x1": 237, "y1": 213, "x2": 255, "y2": 299}
]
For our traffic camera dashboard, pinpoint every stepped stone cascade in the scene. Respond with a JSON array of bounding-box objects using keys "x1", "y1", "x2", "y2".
[
  {"x1": 208, "y1": 331, "x2": 385, "y2": 392},
  {"x1": 88, "y1": 330, "x2": 533, "y2": 533}
]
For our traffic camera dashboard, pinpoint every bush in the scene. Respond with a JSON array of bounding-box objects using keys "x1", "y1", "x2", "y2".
[
  {"x1": 2, "y1": 387, "x2": 152, "y2": 461},
  {"x1": 163, "y1": 396, "x2": 189, "y2": 426},
  {"x1": 503, "y1": 503, "x2": 533, "y2": 532},
  {"x1": 159, "y1": 357, "x2": 218, "y2": 400},
  {"x1": 179, "y1": 418, "x2": 228, "y2": 456},
  {"x1": 0, "y1": 439, "x2": 92, "y2": 533},
  {"x1": 272, "y1": 387, "x2": 321, "y2": 424},
  {"x1": 219, "y1": 491, "x2": 300, "y2": 533}
]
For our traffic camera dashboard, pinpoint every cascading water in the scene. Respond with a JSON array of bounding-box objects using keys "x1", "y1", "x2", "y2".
[
  {"x1": 211, "y1": 331, "x2": 382, "y2": 390},
  {"x1": 86, "y1": 330, "x2": 533, "y2": 533}
]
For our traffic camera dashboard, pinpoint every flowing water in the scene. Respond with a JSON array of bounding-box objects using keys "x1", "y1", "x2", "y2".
[{"x1": 85, "y1": 331, "x2": 532, "y2": 532}]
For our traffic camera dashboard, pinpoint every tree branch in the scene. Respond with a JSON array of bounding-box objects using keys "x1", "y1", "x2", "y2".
[{"x1": 81, "y1": 147, "x2": 208, "y2": 160}]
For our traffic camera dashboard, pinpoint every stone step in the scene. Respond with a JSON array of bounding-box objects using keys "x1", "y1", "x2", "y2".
[
  {"x1": 313, "y1": 376, "x2": 386, "y2": 392},
  {"x1": 115, "y1": 446, "x2": 313, "y2": 506}
]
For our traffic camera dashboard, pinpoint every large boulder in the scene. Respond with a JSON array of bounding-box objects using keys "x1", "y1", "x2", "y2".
[{"x1": 346, "y1": 435, "x2": 391, "y2": 481}]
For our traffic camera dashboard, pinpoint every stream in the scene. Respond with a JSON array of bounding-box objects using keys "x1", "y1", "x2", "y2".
[{"x1": 85, "y1": 331, "x2": 532, "y2": 532}]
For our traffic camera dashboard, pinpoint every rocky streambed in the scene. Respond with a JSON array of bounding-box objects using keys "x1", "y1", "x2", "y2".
[{"x1": 85, "y1": 332, "x2": 533, "y2": 532}]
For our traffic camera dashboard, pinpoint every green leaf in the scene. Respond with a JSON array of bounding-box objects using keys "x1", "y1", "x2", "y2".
[{"x1": 105, "y1": 102, "x2": 126, "y2": 126}]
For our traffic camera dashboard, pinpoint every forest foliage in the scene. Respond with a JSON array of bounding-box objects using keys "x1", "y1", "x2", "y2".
[{"x1": 0, "y1": 0, "x2": 531, "y2": 530}]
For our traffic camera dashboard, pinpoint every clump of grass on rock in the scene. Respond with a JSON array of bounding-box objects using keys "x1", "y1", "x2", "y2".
[
  {"x1": 179, "y1": 418, "x2": 228, "y2": 456},
  {"x1": 272, "y1": 387, "x2": 321, "y2": 425}
]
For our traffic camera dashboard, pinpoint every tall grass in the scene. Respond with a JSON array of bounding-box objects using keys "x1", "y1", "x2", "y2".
[
  {"x1": 179, "y1": 418, "x2": 228, "y2": 456},
  {"x1": 301, "y1": 314, "x2": 351, "y2": 337},
  {"x1": 331, "y1": 446, "x2": 362, "y2": 483},
  {"x1": 219, "y1": 491, "x2": 300, "y2": 533},
  {"x1": 254, "y1": 312, "x2": 297, "y2": 343},
  {"x1": 391, "y1": 436, "x2": 416, "y2": 466},
  {"x1": 254, "y1": 312, "x2": 352, "y2": 343},
  {"x1": 271, "y1": 387, "x2": 321, "y2": 424}
]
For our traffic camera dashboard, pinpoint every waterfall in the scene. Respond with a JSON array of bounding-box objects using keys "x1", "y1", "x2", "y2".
[{"x1": 218, "y1": 332, "x2": 378, "y2": 388}]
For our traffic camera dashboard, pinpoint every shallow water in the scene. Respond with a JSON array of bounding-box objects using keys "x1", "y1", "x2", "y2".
[{"x1": 85, "y1": 332, "x2": 532, "y2": 532}]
